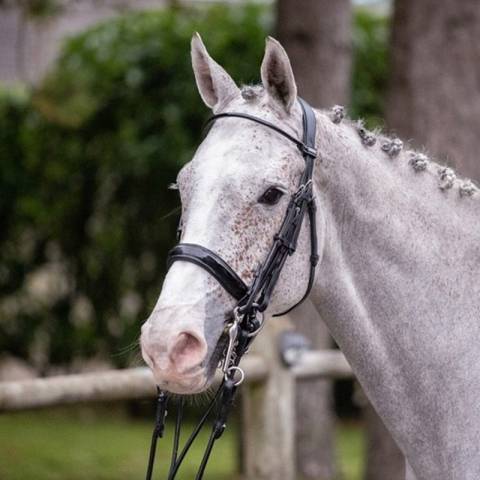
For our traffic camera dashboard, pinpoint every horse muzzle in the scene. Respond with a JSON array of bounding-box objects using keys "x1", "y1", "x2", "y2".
[{"x1": 141, "y1": 321, "x2": 212, "y2": 394}]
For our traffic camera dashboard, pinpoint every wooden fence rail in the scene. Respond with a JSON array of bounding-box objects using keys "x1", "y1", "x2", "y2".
[
  {"x1": 0, "y1": 350, "x2": 351, "y2": 413},
  {"x1": 0, "y1": 356, "x2": 267, "y2": 412}
]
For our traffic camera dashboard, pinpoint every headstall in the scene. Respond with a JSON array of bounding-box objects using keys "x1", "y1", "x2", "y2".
[{"x1": 145, "y1": 97, "x2": 318, "y2": 480}]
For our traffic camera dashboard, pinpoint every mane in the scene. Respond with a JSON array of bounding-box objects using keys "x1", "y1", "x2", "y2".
[
  {"x1": 322, "y1": 104, "x2": 479, "y2": 200},
  {"x1": 237, "y1": 86, "x2": 478, "y2": 200}
]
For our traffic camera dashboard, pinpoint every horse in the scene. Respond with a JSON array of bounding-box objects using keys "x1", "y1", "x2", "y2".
[{"x1": 140, "y1": 33, "x2": 480, "y2": 480}]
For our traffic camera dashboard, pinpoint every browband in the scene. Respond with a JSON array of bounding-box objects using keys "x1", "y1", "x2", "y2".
[{"x1": 204, "y1": 111, "x2": 317, "y2": 158}]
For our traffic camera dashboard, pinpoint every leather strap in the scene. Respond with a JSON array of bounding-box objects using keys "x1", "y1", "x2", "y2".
[
  {"x1": 168, "y1": 244, "x2": 248, "y2": 301},
  {"x1": 272, "y1": 97, "x2": 318, "y2": 316},
  {"x1": 204, "y1": 111, "x2": 316, "y2": 158},
  {"x1": 298, "y1": 97, "x2": 318, "y2": 160}
]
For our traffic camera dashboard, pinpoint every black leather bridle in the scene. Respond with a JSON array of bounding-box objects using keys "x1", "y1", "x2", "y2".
[{"x1": 145, "y1": 98, "x2": 319, "y2": 480}]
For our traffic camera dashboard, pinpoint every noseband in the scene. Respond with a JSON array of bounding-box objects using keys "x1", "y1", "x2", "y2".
[{"x1": 145, "y1": 98, "x2": 318, "y2": 480}]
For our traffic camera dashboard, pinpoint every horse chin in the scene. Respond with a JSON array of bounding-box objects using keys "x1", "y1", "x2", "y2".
[
  {"x1": 151, "y1": 338, "x2": 226, "y2": 395},
  {"x1": 157, "y1": 373, "x2": 210, "y2": 395}
]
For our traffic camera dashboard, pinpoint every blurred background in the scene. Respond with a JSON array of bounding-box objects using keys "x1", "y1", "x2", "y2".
[{"x1": 0, "y1": 0, "x2": 478, "y2": 479}]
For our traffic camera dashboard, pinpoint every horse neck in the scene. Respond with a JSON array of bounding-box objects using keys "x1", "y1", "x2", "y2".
[{"x1": 310, "y1": 113, "x2": 480, "y2": 478}]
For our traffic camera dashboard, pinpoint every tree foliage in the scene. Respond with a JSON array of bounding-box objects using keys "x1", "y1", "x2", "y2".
[
  {"x1": 351, "y1": 9, "x2": 389, "y2": 127},
  {"x1": 0, "y1": 5, "x2": 269, "y2": 368}
]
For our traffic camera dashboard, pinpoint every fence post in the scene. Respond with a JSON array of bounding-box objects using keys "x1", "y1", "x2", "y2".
[{"x1": 241, "y1": 317, "x2": 296, "y2": 480}]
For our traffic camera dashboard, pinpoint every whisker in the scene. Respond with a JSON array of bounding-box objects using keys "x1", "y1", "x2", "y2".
[
  {"x1": 160, "y1": 205, "x2": 181, "y2": 221},
  {"x1": 112, "y1": 338, "x2": 140, "y2": 357},
  {"x1": 128, "y1": 350, "x2": 145, "y2": 367}
]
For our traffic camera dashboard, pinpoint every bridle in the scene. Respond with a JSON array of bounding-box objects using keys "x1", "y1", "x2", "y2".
[{"x1": 145, "y1": 97, "x2": 319, "y2": 480}]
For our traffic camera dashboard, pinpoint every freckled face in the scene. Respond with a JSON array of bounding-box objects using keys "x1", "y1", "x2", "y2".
[{"x1": 177, "y1": 116, "x2": 311, "y2": 314}]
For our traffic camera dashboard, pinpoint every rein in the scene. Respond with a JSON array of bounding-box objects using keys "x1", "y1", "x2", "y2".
[{"x1": 145, "y1": 98, "x2": 318, "y2": 479}]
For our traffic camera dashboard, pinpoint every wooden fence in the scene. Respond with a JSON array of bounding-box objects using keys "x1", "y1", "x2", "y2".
[{"x1": 0, "y1": 321, "x2": 353, "y2": 480}]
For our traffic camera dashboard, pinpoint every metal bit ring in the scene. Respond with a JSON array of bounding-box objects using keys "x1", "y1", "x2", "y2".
[{"x1": 225, "y1": 366, "x2": 245, "y2": 386}]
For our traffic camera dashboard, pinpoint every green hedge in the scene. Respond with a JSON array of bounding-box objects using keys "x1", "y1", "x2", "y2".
[
  {"x1": 0, "y1": 5, "x2": 270, "y2": 367},
  {"x1": 0, "y1": 5, "x2": 387, "y2": 368}
]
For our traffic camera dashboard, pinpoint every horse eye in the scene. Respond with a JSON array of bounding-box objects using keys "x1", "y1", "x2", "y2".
[{"x1": 258, "y1": 186, "x2": 285, "y2": 205}]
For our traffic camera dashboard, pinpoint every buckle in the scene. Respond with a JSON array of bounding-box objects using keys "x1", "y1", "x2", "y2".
[
  {"x1": 293, "y1": 180, "x2": 313, "y2": 204},
  {"x1": 299, "y1": 144, "x2": 318, "y2": 158},
  {"x1": 222, "y1": 313, "x2": 241, "y2": 375},
  {"x1": 274, "y1": 233, "x2": 296, "y2": 254}
]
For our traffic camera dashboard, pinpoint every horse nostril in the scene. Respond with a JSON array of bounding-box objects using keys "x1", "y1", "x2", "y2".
[{"x1": 168, "y1": 331, "x2": 207, "y2": 374}]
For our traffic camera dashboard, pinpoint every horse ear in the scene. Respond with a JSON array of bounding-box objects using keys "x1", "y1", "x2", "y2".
[
  {"x1": 191, "y1": 33, "x2": 240, "y2": 112},
  {"x1": 261, "y1": 37, "x2": 297, "y2": 112}
]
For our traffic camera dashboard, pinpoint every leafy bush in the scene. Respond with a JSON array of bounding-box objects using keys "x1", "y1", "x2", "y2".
[
  {"x1": 0, "y1": 5, "x2": 387, "y2": 369},
  {"x1": 0, "y1": 5, "x2": 270, "y2": 368}
]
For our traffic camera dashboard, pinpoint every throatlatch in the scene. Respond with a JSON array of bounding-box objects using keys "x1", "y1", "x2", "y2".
[{"x1": 145, "y1": 98, "x2": 318, "y2": 480}]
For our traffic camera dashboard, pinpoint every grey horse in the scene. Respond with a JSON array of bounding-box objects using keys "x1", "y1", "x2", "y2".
[{"x1": 140, "y1": 34, "x2": 480, "y2": 479}]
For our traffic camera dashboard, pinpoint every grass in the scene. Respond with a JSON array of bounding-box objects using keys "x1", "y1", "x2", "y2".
[
  {"x1": 336, "y1": 422, "x2": 365, "y2": 480},
  {"x1": 0, "y1": 406, "x2": 364, "y2": 480}
]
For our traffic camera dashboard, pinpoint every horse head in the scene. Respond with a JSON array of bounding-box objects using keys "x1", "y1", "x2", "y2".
[{"x1": 140, "y1": 34, "x2": 324, "y2": 394}]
